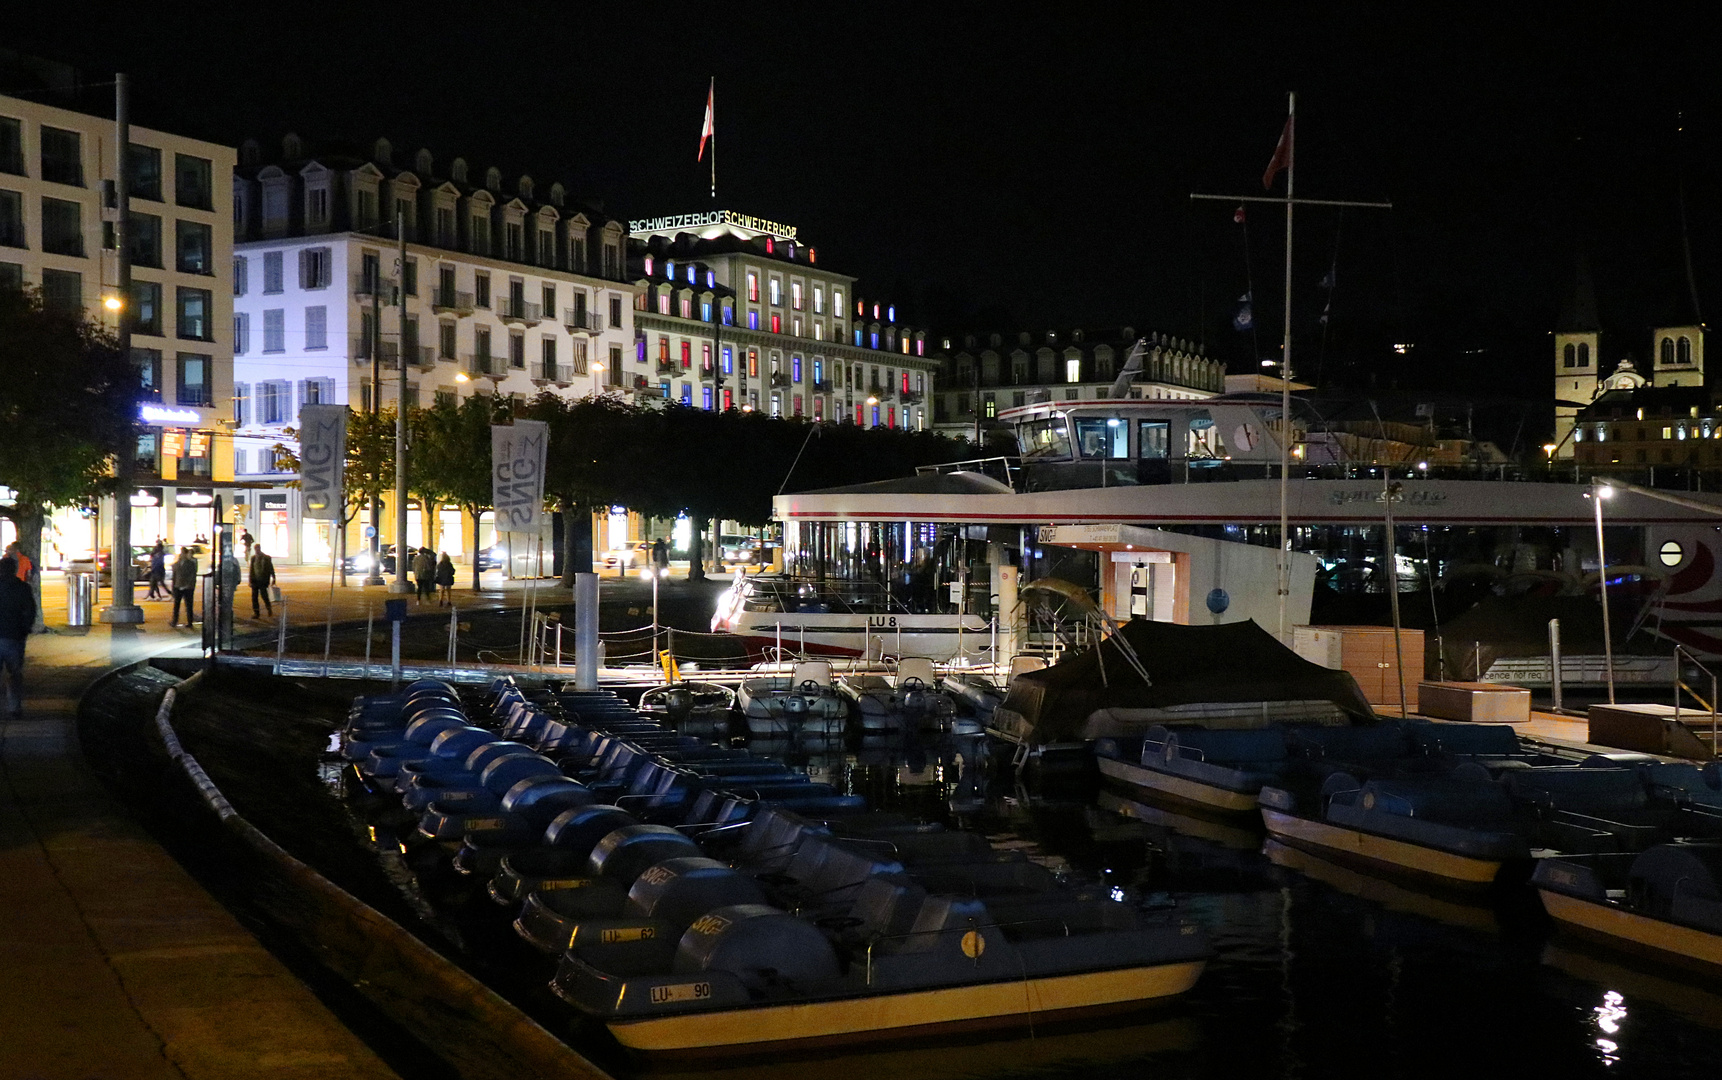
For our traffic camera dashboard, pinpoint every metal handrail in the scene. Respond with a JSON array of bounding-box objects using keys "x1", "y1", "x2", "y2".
[{"x1": 1673, "y1": 644, "x2": 1719, "y2": 754}]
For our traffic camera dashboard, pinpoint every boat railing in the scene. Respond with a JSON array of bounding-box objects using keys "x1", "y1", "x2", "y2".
[{"x1": 1673, "y1": 645, "x2": 1720, "y2": 754}]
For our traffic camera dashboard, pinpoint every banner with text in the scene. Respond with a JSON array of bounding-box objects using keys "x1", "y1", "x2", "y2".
[
  {"x1": 491, "y1": 420, "x2": 549, "y2": 533},
  {"x1": 298, "y1": 404, "x2": 348, "y2": 521}
]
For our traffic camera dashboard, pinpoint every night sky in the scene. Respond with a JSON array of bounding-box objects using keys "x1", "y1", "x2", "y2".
[{"x1": 10, "y1": 6, "x2": 1718, "y2": 429}]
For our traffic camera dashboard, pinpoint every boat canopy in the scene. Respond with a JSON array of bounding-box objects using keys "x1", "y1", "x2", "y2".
[{"x1": 1000, "y1": 618, "x2": 1379, "y2": 743}]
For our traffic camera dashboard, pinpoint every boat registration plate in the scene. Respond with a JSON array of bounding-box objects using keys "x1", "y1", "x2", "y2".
[
  {"x1": 537, "y1": 878, "x2": 591, "y2": 892},
  {"x1": 601, "y1": 925, "x2": 657, "y2": 944},
  {"x1": 464, "y1": 818, "x2": 505, "y2": 831},
  {"x1": 649, "y1": 982, "x2": 713, "y2": 1005}
]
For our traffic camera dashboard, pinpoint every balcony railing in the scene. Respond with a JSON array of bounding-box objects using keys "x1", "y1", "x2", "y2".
[
  {"x1": 498, "y1": 298, "x2": 540, "y2": 324},
  {"x1": 404, "y1": 346, "x2": 436, "y2": 368},
  {"x1": 812, "y1": 378, "x2": 833, "y2": 394},
  {"x1": 656, "y1": 359, "x2": 678, "y2": 376},
  {"x1": 533, "y1": 363, "x2": 571, "y2": 385},
  {"x1": 769, "y1": 371, "x2": 790, "y2": 388},
  {"x1": 463, "y1": 353, "x2": 501, "y2": 379},
  {"x1": 350, "y1": 337, "x2": 400, "y2": 366},
  {"x1": 430, "y1": 288, "x2": 474, "y2": 315},
  {"x1": 564, "y1": 308, "x2": 604, "y2": 332},
  {"x1": 352, "y1": 273, "x2": 397, "y2": 300}
]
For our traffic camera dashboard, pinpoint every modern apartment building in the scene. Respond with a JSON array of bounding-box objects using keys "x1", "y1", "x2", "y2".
[
  {"x1": 229, "y1": 135, "x2": 637, "y2": 563},
  {"x1": 0, "y1": 89, "x2": 235, "y2": 562},
  {"x1": 628, "y1": 212, "x2": 936, "y2": 428},
  {"x1": 932, "y1": 328, "x2": 1224, "y2": 441}
]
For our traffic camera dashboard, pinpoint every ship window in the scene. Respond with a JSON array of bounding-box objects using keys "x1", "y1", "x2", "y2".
[
  {"x1": 1138, "y1": 420, "x2": 1171, "y2": 459},
  {"x1": 1019, "y1": 417, "x2": 1072, "y2": 460},
  {"x1": 1074, "y1": 417, "x2": 1128, "y2": 459},
  {"x1": 1661, "y1": 541, "x2": 1685, "y2": 567}
]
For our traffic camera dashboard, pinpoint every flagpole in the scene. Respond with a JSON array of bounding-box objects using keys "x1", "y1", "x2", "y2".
[
  {"x1": 709, "y1": 78, "x2": 716, "y2": 201},
  {"x1": 1277, "y1": 90, "x2": 1295, "y2": 644}
]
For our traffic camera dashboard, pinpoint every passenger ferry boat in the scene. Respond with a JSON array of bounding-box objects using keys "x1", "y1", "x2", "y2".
[{"x1": 761, "y1": 391, "x2": 1722, "y2": 668}]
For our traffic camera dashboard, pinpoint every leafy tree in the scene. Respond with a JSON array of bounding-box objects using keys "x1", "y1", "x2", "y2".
[
  {"x1": 524, "y1": 393, "x2": 659, "y2": 586},
  {"x1": 0, "y1": 286, "x2": 136, "y2": 621},
  {"x1": 411, "y1": 395, "x2": 502, "y2": 589}
]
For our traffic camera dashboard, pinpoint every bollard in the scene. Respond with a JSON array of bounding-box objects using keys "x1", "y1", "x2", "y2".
[
  {"x1": 364, "y1": 605, "x2": 374, "y2": 675},
  {"x1": 1548, "y1": 618, "x2": 1563, "y2": 712},
  {"x1": 574, "y1": 573, "x2": 598, "y2": 690},
  {"x1": 275, "y1": 599, "x2": 288, "y2": 670},
  {"x1": 384, "y1": 598, "x2": 408, "y2": 690},
  {"x1": 448, "y1": 605, "x2": 458, "y2": 665}
]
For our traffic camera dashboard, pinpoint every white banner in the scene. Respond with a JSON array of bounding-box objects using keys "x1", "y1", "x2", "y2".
[
  {"x1": 492, "y1": 420, "x2": 549, "y2": 533},
  {"x1": 298, "y1": 405, "x2": 348, "y2": 521}
]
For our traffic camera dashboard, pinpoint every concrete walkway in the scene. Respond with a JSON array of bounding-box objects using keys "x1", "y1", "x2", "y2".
[{"x1": 0, "y1": 616, "x2": 402, "y2": 1077}]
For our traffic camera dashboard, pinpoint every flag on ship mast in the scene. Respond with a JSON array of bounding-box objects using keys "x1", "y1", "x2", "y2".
[{"x1": 1262, "y1": 115, "x2": 1293, "y2": 190}]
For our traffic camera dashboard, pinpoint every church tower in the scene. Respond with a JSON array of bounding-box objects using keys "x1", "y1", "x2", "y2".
[
  {"x1": 1650, "y1": 325, "x2": 1705, "y2": 387},
  {"x1": 1553, "y1": 258, "x2": 1601, "y2": 458}
]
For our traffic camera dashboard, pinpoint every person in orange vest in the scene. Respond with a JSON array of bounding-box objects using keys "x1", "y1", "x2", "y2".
[{"x1": 3, "y1": 542, "x2": 31, "y2": 583}]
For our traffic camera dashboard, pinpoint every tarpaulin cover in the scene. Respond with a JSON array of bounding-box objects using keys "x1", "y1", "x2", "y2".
[{"x1": 1001, "y1": 618, "x2": 1377, "y2": 743}]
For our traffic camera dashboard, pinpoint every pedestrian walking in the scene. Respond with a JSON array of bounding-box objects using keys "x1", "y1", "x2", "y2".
[
  {"x1": 241, "y1": 529, "x2": 255, "y2": 560},
  {"x1": 435, "y1": 552, "x2": 456, "y2": 607},
  {"x1": 170, "y1": 547, "x2": 198, "y2": 626},
  {"x1": 413, "y1": 548, "x2": 436, "y2": 604},
  {"x1": 146, "y1": 541, "x2": 167, "y2": 600},
  {"x1": 651, "y1": 537, "x2": 669, "y2": 574},
  {"x1": 248, "y1": 546, "x2": 277, "y2": 618},
  {"x1": 0, "y1": 556, "x2": 35, "y2": 720}
]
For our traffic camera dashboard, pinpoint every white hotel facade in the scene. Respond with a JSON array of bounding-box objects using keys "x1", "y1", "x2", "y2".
[
  {"x1": 1, "y1": 89, "x2": 235, "y2": 563},
  {"x1": 230, "y1": 136, "x2": 637, "y2": 564}
]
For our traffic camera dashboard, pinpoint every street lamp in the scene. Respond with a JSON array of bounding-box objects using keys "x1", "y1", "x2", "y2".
[
  {"x1": 103, "y1": 295, "x2": 123, "y2": 312},
  {"x1": 1588, "y1": 482, "x2": 1616, "y2": 703},
  {"x1": 454, "y1": 371, "x2": 470, "y2": 383}
]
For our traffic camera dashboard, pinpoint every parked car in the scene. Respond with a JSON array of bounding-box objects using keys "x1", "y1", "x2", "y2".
[
  {"x1": 72, "y1": 546, "x2": 151, "y2": 584},
  {"x1": 721, "y1": 536, "x2": 767, "y2": 564},
  {"x1": 343, "y1": 544, "x2": 396, "y2": 576}
]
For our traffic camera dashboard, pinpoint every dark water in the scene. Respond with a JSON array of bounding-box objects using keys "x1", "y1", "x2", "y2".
[{"x1": 683, "y1": 737, "x2": 1722, "y2": 1080}]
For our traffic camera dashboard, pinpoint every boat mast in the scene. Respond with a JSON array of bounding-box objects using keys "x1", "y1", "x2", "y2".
[{"x1": 1277, "y1": 91, "x2": 1295, "y2": 643}]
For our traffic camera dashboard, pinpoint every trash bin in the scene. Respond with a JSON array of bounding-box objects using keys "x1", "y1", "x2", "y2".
[{"x1": 66, "y1": 570, "x2": 96, "y2": 628}]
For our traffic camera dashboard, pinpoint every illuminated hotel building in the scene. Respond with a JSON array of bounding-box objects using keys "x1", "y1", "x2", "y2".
[{"x1": 628, "y1": 212, "x2": 936, "y2": 428}]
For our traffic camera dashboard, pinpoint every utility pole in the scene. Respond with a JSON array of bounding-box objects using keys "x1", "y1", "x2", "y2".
[
  {"x1": 393, "y1": 208, "x2": 411, "y2": 593},
  {"x1": 101, "y1": 71, "x2": 143, "y2": 626},
  {"x1": 365, "y1": 252, "x2": 383, "y2": 585}
]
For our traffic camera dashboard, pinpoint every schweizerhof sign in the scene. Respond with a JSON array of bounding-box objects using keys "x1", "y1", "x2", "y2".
[{"x1": 627, "y1": 210, "x2": 797, "y2": 242}]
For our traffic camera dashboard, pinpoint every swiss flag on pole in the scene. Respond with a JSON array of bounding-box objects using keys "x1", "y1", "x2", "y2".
[
  {"x1": 1262, "y1": 115, "x2": 1293, "y2": 190},
  {"x1": 698, "y1": 81, "x2": 715, "y2": 161}
]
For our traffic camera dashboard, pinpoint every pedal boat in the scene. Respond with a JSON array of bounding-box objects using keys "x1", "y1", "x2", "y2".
[{"x1": 1534, "y1": 840, "x2": 1722, "y2": 974}]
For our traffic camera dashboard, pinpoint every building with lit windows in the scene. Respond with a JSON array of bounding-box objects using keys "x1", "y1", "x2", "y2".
[
  {"x1": 229, "y1": 135, "x2": 637, "y2": 563},
  {"x1": 931, "y1": 328, "x2": 1224, "y2": 441},
  {"x1": 0, "y1": 87, "x2": 235, "y2": 564},
  {"x1": 627, "y1": 212, "x2": 937, "y2": 427}
]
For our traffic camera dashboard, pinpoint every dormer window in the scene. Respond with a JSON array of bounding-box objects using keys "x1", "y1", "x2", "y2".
[
  {"x1": 644, "y1": 255, "x2": 654, "y2": 276},
  {"x1": 307, "y1": 187, "x2": 329, "y2": 225}
]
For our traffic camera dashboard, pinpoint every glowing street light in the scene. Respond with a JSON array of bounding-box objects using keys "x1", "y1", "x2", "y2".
[{"x1": 103, "y1": 295, "x2": 123, "y2": 311}]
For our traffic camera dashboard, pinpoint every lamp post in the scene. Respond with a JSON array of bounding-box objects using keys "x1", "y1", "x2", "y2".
[
  {"x1": 100, "y1": 72, "x2": 144, "y2": 625},
  {"x1": 1591, "y1": 482, "x2": 1616, "y2": 703}
]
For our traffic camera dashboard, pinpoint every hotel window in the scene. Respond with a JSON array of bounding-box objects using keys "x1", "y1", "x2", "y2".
[
  {"x1": 402, "y1": 258, "x2": 417, "y2": 297},
  {"x1": 470, "y1": 215, "x2": 490, "y2": 253},
  {"x1": 543, "y1": 283, "x2": 556, "y2": 316},
  {"x1": 748, "y1": 311, "x2": 759, "y2": 330},
  {"x1": 681, "y1": 341, "x2": 692, "y2": 368},
  {"x1": 134, "y1": 348, "x2": 163, "y2": 402},
  {"x1": 792, "y1": 356, "x2": 802, "y2": 383},
  {"x1": 435, "y1": 206, "x2": 455, "y2": 246},
  {"x1": 439, "y1": 319, "x2": 456, "y2": 359},
  {"x1": 176, "y1": 353, "x2": 212, "y2": 406},
  {"x1": 0, "y1": 190, "x2": 23, "y2": 249},
  {"x1": 748, "y1": 349, "x2": 759, "y2": 378},
  {"x1": 701, "y1": 301, "x2": 711, "y2": 322},
  {"x1": 703, "y1": 386, "x2": 713, "y2": 410},
  {"x1": 305, "y1": 306, "x2": 328, "y2": 350},
  {"x1": 871, "y1": 404, "x2": 879, "y2": 426},
  {"x1": 722, "y1": 303, "x2": 733, "y2": 326},
  {"x1": 658, "y1": 337, "x2": 670, "y2": 362},
  {"x1": 130, "y1": 280, "x2": 162, "y2": 334},
  {"x1": 747, "y1": 272, "x2": 759, "y2": 302},
  {"x1": 262, "y1": 308, "x2": 285, "y2": 352},
  {"x1": 40, "y1": 127, "x2": 83, "y2": 186},
  {"x1": 902, "y1": 371, "x2": 910, "y2": 393},
  {"x1": 571, "y1": 339, "x2": 588, "y2": 375},
  {"x1": 297, "y1": 245, "x2": 330, "y2": 288},
  {"x1": 178, "y1": 288, "x2": 212, "y2": 340},
  {"x1": 0, "y1": 117, "x2": 19, "y2": 175},
  {"x1": 475, "y1": 272, "x2": 491, "y2": 308},
  {"x1": 813, "y1": 286, "x2": 824, "y2": 314},
  {"x1": 916, "y1": 339, "x2": 924, "y2": 356},
  {"x1": 772, "y1": 394, "x2": 782, "y2": 417},
  {"x1": 833, "y1": 288, "x2": 843, "y2": 313},
  {"x1": 870, "y1": 331, "x2": 879, "y2": 350},
  {"x1": 232, "y1": 312, "x2": 250, "y2": 355},
  {"x1": 702, "y1": 343, "x2": 712, "y2": 370},
  {"x1": 814, "y1": 358, "x2": 823, "y2": 385},
  {"x1": 510, "y1": 331, "x2": 525, "y2": 368},
  {"x1": 541, "y1": 337, "x2": 559, "y2": 380},
  {"x1": 813, "y1": 322, "x2": 823, "y2": 341},
  {"x1": 722, "y1": 346, "x2": 733, "y2": 375},
  {"x1": 174, "y1": 154, "x2": 213, "y2": 209},
  {"x1": 723, "y1": 388, "x2": 733, "y2": 410},
  {"x1": 681, "y1": 296, "x2": 692, "y2": 319},
  {"x1": 791, "y1": 281, "x2": 803, "y2": 310},
  {"x1": 769, "y1": 277, "x2": 782, "y2": 306},
  {"x1": 1066, "y1": 358, "x2": 1081, "y2": 383},
  {"x1": 771, "y1": 313, "x2": 781, "y2": 334},
  {"x1": 263, "y1": 251, "x2": 284, "y2": 293},
  {"x1": 793, "y1": 316, "x2": 802, "y2": 337},
  {"x1": 611, "y1": 296, "x2": 624, "y2": 327},
  {"x1": 657, "y1": 293, "x2": 670, "y2": 315},
  {"x1": 40, "y1": 197, "x2": 83, "y2": 256},
  {"x1": 476, "y1": 328, "x2": 492, "y2": 370},
  {"x1": 681, "y1": 383, "x2": 693, "y2": 406},
  {"x1": 660, "y1": 381, "x2": 670, "y2": 399}
]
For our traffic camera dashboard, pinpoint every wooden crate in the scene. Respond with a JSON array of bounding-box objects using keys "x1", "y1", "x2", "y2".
[
  {"x1": 1294, "y1": 625, "x2": 1425, "y2": 706},
  {"x1": 1416, "y1": 681, "x2": 1531, "y2": 723}
]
